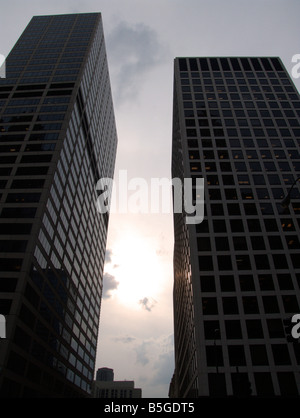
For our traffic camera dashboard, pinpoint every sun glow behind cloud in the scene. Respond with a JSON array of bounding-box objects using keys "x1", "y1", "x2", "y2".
[{"x1": 104, "y1": 228, "x2": 164, "y2": 309}]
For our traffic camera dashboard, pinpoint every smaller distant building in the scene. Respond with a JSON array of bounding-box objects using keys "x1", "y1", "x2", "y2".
[
  {"x1": 92, "y1": 368, "x2": 142, "y2": 398},
  {"x1": 96, "y1": 367, "x2": 114, "y2": 382}
]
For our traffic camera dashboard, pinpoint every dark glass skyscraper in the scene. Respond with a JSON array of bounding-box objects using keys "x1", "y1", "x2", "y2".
[
  {"x1": 170, "y1": 57, "x2": 300, "y2": 398},
  {"x1": 0, "y1": 13, "x2": 117, "y2": 397}
]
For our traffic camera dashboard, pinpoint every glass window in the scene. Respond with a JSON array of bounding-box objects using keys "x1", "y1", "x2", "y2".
[
  {"x1": 209, "y1": 189, "x2": 222, "y2": 200},
  {"x1": 0, "y1": 258, "x2": 22, "y2": 272},
  {"x1": 258, "y1": 274, "x2": 274, "y2": 290},
  {"x1": 228, "y1": 346, "x2": 246, "y2": 366},
  {"x1": 238, "y1": 175, "x2": 250, "y2": 185},
  {"x1": 225, "y1": 189, "x2": 238, "y2": 200},
  {"x1": 225, "y1": 320, "x2": 242, "y2": 339},
  {"x1": 272, "y1": 254, "x2": 288, "y2": 269},
  {"x1": 222, "y1": 297, "x2": 238, "y2": 314},
  {"x1": 213, "y1": 220, "x2": 227, "y2": 233},
  {"x1": 197, "y1": 237, "x2": 211, "y2": 251},
  {"x1": 206, "y1": 346, "x2": 224, "y2": 367},
  {"x1": 264, "y1": 219, "x2": 278, "y2": 231},
  {"x1": 267, "y1": 318, "x2": 285, "y2": 338},
  {"x1": 251, "y1": 236, "x2": 266, "y2": 250},
  {"x1": 272, "y1": 345, "x2": 291, "y2": 365},
  {"x1": 243, "y1": 296, "x2": 259, "y2": 313},
  {"x1": 198, "y1": 255, "x2": 213, "y2": 271},
  {"x1": 250, "y1": 345, "x2": 269, "y2": 365},
  {"x1": 230, "y1": 219, "x2": 244, "y2": 232},
  {"x1": 246, "y1": 319, "x2": 264, "y2": 338},
  {"x1": 239, "y1": 275, "x2": 255, "y2": 291},
  {"x1": 249, "y1": 161, "x2": 262, "y2": 171},
  {"x1": 255, "y1": 256, "x2": 270, "y2": 271},
  {"x1": 252, "y1": 175, "x2": 265, "y2": 185},
  {"x1": 233, "y1": 236, "x2": 247, "y2": 251},
  {"x1": 11, "y1": 179, "x2": 45, "y2": 189},
  {"x1": 236, "y1": 255, "x2": 252, "y2": 270},
  {"x1": 202, "y1": 297, "x2": 218, "y2": 314},
  {"x1": 204, "y1": 320, "x2": 220, "y2": 339},
  {"x1": 227, "y1": 203, "x2": 241, "y2": 216},
  {"x1": 256, "y1": 188, "x2": 270, "y2": 199},
  {"x1": 244, "y1": 203, "x2": 258, "y2": 215},
  {"x1": 215, "y1": 237, "x2": 230, "y2": 251},
  {"x1": 218, "y1": 256, "x2": 233, "y2": 271},
  {"x1": 200, "y1": 276, "x2": 215, "y2": 292},
  {"x1": 263, "y1": 296, "x2": 279, "y2": 313},
  {"x1": 281, "y1": 219, "x2": 295, "y2": 231},
  {"x1": 220, "y1": 162, "x2": 232, "y2": 171},
  {"x1": 277, "y1": 274, "x2": 294, "y2": 290},
  {"x1": 219, "y1": 275, "x2": 235, "y2": 292},
  {"x1": 210, "y1": 204, "x2": 224, "y2": 216},
  {"x1": 1, "y1": 207, "x2": 36, "y2": 218},
  {"x1": 282, "y1": 295, "x2": 299, "y2": 313},
  {"x1": 241, "y1": 189, "x2": 254, "y2": 200},
  {"x1": 268, "y1": 174, "x2": 281, "y2": 185},
  {"x1": 206, "y1": 175, "x2": 219, "y2": 185},
  {"x1": 254, "y1": 373, "x2": 274, "y2": 396},
  {"x1": 277, "y1": 372, "x2": 298, "y2": 396},
  {"x1": 268, "y1": 236, "x2": 283, "y2": 250},
  {"x1": 260, "y1": 203, "x2": 274, "y2": 214}
]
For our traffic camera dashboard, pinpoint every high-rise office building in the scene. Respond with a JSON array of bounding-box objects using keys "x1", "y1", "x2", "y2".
[
  {"x1": 0, "y1": 13, "x2": 117, "y2": 397},
  {"x1": 170, "y1": 57, "x2": 300, "y2": 398}
]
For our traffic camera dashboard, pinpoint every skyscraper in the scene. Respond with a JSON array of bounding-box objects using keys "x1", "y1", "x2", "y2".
[
  {"x1": 0, "y1": 13, "x2": 117, "y2": 397},
  {"x1": 170, "y1": 57, "x2": 300, "y2": 398}
]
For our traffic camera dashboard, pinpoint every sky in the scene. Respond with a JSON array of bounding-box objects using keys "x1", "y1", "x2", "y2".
[{"x1": 1, "y1": 0, "x2": 300, "y2": 398}]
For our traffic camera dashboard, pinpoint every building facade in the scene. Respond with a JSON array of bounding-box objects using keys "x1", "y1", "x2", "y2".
[
  {"x1": 93, "y1": 367, "x2": 141, "y2": 398},
  {"x1": 0, "y1": 13, "x2": 118, "y2": 397},
  {"x1": 92, "y1": 380, "x2": 142, "y2": 399},
  {"x1": 171, "y1": 57, "x2": 300, "y2": 397}
]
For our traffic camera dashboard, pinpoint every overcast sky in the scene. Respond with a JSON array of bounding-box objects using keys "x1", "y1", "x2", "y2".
[{"x1": 1, "y1": 0, "x2": 300, "y2": 398}]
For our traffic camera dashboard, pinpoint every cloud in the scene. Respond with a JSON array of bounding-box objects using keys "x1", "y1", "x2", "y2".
[
  {"x1": 106, "y1": 21, "x2": 167, "y2": 103},
  {"x1": 150, "y1": 335, "x2": 174, "y2": 386},
  {"x1": 135, "y1": 341, "x2": 151, "y2": 366},
  {"x1": 152, "y1": 352, "x2": 174, "y2": 386},
  {"x1": 113, "y1": 336, "x2": 136, "y2": 344},
  {"x1": 102, "y1": 272, "x2": 119, "y2": 299},
  {"x1": 139, "y1": 297, "x2": 157, "y2": 312}
]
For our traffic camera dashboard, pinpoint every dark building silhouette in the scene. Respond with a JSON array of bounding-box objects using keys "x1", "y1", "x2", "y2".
[
  {"x1": 96, "y1": 367, "x2": 114, "y2": 382},
  {"x1": 170, "y1": 57, "x2": 300, "y2": 397},
  {"x1": 0, "y1": 13, "x2": 117, "y2": 397}
]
